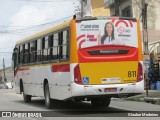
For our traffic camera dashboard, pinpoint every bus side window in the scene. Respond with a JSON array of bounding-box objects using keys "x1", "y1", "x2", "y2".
[
  {"x1": 62, "y1": 30, "x2": 68, "y2": 60},
  {"x1": 157, "y1": 44, "x2": 160, "y2": 55},
  {"x1": 43, "y1": 36, "x2": 48, "y2": 61},
  {"x1": 48, "y1": 34, "x2": 53, "y2": 60},
  {"x1": 15, "y1": 46, "x2": 19, "y2": 66},
  {"x1": 18, "y1": 46, "x2": 20, "y2": 65},
  {"x1": 28, "y1": 43, "x2": 30, "y2": 63},
  {"x1": 24, "y1": 43, "x2": 29, "y2": 64},
  {"x1": 59, "y1": 31, "x2": 63, "y2": 60},
  {"x1": 37, "y1": 38, "x2": 42, "y2": 62},
  {"x1": 19, "y1": 45, "x2": 23, "y2": 65},
  {"x1": 53, "y1": 33, "x2": 59, "y2": 60},
  {"x1": 30, "y1": 40, "x2": 37, "y2": 63},
  {"x1": 22, "y1": 44, "x2": 25, "y2": 64}
]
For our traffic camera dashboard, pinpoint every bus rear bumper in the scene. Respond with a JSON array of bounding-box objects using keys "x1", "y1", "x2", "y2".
[{"x1": 71, "y1": 80, "x2": 144, "y2": 98}]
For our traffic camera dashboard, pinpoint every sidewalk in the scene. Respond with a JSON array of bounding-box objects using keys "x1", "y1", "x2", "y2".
[
  {"x1": 0, "y1": 83, "x2": 8, "y2": 89},
  {"x1": 142, "y1": 90, "x2": 160, "y2": 97},
  {"x1": 125, "y1": 90, "x2": 160, "y2": 104},
  {"x1": 143, "y1": 90, "x2": 160, "y2": 103}
]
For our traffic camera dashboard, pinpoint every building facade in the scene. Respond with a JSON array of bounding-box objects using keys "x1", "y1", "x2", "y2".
[
  {"x1": 104, "y1": 0, "x2": 160, "y2": 54},
  {"x1": 0, "y1": 69, "x2": 2, "y2": 84},
  {"x1": 104, "y1": 0, "x2": 160, "y2": 37},
  {"x1": 0, "y1": 67, "x2": 14, "y2": 83},
  {"x1": 81, "y1": 0, "x2": 110, "y2": 17}
]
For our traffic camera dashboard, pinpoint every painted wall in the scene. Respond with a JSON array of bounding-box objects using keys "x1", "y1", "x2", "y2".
[
  {"x1": 91, "y1": 0, "x2": 110, "y2": 16},
  {"x1": 132, "y1": 0, "x2": 160, "y2": 30},
  {"x1": 83, "y1": 0, "x2": 110, "y2": 17},
  {"x1": 1, "y1": 67, "x2": 14, "y2": 83}
]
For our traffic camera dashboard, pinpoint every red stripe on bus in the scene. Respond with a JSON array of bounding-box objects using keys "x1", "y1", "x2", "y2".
[
  {"x1": 19, "y1": 67, "x2": 29, "y2": 71},
  {"x1": 14, "y1": 68, "x2": 19, "y2": 77},
  {"x1": 14, "y1": 67, "x2": 29, "y2": 77},
  {"x1": 51, "y1": 64, "x2": 70, "y2": 72}
]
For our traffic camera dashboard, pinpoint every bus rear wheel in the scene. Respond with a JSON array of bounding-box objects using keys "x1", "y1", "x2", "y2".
[
  {"x1": 91, "y1": 97, "x2": 111, "y2": 107},
  {"x1": 23, "y1": 92, "x2": 31, "y2": 103},
  {"x1": 44, "y1": 83, "x2": 52, "y2": 109},
  {"x1": 22, "y1": 81, "x2": 31, "y2": 103}
]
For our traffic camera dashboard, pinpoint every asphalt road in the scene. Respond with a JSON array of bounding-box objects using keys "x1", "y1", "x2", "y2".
[{"x1": 0, "y1": 89, "x2": 160, "y2": 120}]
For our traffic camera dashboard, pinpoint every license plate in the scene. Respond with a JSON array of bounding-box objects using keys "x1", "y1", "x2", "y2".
[
  {"x1": 104, "y1": 88, "x2": 117, "y2": 92},
  {"x1": 101, "y1": 77, "x2": 121, "y2": 83}
]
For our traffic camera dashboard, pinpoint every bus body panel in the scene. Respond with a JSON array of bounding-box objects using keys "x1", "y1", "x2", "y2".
[
  {"x1": 71, "y1": 80, "x2": 144, "y2": 97},
  {"x1": 14, "y1": 63, "x2": 73, "y2": 100},
  {"x1": 79, "y1": 61, "x2": 138, "y2": 85}
]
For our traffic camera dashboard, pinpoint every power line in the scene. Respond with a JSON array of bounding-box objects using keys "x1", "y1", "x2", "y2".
[
  {"x1": 0, "y1": 47, "x2": 14, "y2": 49},
  {"x1": 13, "y1": 0, "x2": 76, "y2": 2},
  {"x1": 1, "y1": 15, "x2": 72, "y2": 29},
  {"x1": 0, "y1": 52, "x2": 13, "y2": 53},
  {"x1": 0, "y1": 15, "x2": 73, "y2": 35}
]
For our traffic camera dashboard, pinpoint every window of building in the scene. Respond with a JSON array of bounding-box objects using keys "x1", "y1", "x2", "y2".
[
  {"x1": 83, "y1": 0, "x2": 87, "y2": 7},
  {"x1": 121, "y1": 6, "x2": 131, "y2": 17}
]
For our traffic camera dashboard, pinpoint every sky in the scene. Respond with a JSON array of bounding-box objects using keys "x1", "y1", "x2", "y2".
[{"x1": 0, "y1": 0, "x2": 80, "y2": 69}]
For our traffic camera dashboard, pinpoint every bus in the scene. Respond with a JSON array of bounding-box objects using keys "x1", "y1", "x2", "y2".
[{"x1": 12, "y1": 16, "x2": 144, "y2": 108}]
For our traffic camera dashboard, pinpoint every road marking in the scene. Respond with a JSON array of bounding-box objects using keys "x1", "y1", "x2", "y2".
[
  {"x1": 1, "y1": 92, "x2": 22, "y2": 97},
  {"x1": 110, "y1": 105, "x2": 133, "y2": 111}
]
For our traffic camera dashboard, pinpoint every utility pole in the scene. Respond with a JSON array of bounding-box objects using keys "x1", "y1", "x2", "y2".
[
  {"x1": 142, "y1": 0, "x2": 149, "y2": 55},
  {"x1": 142, "y1": 0, "x2": 149, "y2": 97},
  {"x1": 115, "y1": 0, "x2": 120, "y2": 16},
  {"x1": 81, "y1": 0, "x2": 84, "y2": 18},
  {"x1": 3, "y1": 58, "x2": 6, "y2": 83}
]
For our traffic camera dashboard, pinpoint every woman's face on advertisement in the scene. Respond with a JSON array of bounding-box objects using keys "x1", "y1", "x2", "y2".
[{"x1": 106, "y1": 23, "x2": 113, "y2": 35}]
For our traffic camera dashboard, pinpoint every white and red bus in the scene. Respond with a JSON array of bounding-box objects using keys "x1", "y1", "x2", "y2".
[{"x1": 12, "y1": 16, "x2": 144, "y2": 108}]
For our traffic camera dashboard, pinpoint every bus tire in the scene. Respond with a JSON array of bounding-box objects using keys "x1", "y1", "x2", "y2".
[
  {"x1": 23, "y1": 91, "x2": 31, "y2": 103},
  {"x1": 44, "y1": 83, "x2": 52, "y2": 109},
  {"x1": 91, "y1": 97, "x2": 111, "y2": 107},
  {"x1": 21, "y1": 81, "x2": 31, "y2": 103}
]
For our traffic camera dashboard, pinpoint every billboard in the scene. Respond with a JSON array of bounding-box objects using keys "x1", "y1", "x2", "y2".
[{"x1": 76, "y1": 19, "x2": 138, "y2": 49}]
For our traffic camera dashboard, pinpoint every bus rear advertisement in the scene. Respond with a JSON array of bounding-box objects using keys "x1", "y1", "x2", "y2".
[{"x1": 12, "y1": 16, "x2": 144, "y2": 109}]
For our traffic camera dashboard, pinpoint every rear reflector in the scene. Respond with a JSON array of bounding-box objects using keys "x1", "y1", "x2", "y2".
[
  {"x1": 74, "y1": 64, "x2": 82, "y2": 84},
  {"x1": 137, "y1": 62, "x2": 143, "y2": 82}
]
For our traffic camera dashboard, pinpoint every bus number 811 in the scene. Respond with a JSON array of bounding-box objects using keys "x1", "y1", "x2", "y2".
[{"x1": 128, "y1": 71, "x2": 136, "y2": 77}]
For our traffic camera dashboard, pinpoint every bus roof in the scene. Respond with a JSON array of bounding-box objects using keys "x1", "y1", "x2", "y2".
[{"x1": 16, "y1": 20, "x2": 71, "y2": 45}]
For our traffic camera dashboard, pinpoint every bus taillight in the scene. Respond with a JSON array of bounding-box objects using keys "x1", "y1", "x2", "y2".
[
  {"x1": 137, "y1": 62, "x2": 143, "y2": 82},
  {"x1": 74, "y1": 64, "x2": 82, "y2": 84}
]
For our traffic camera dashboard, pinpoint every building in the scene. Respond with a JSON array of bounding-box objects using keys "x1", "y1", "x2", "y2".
[
  {"x1": 104, "y1": 0, "x2": 160, "y2": 54},
  {"x1": 81, "y1": 0, "x2": 110, "y2": 17},
  {"x1": 104, "y1": 0, "x2": 160, "y2": 40},
  {"x1": 0, "y1": 69, "x2": 3, "y2": 84},
  {"x1": 0, "y1": 67, "x2": 14, "y2": 83}
]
